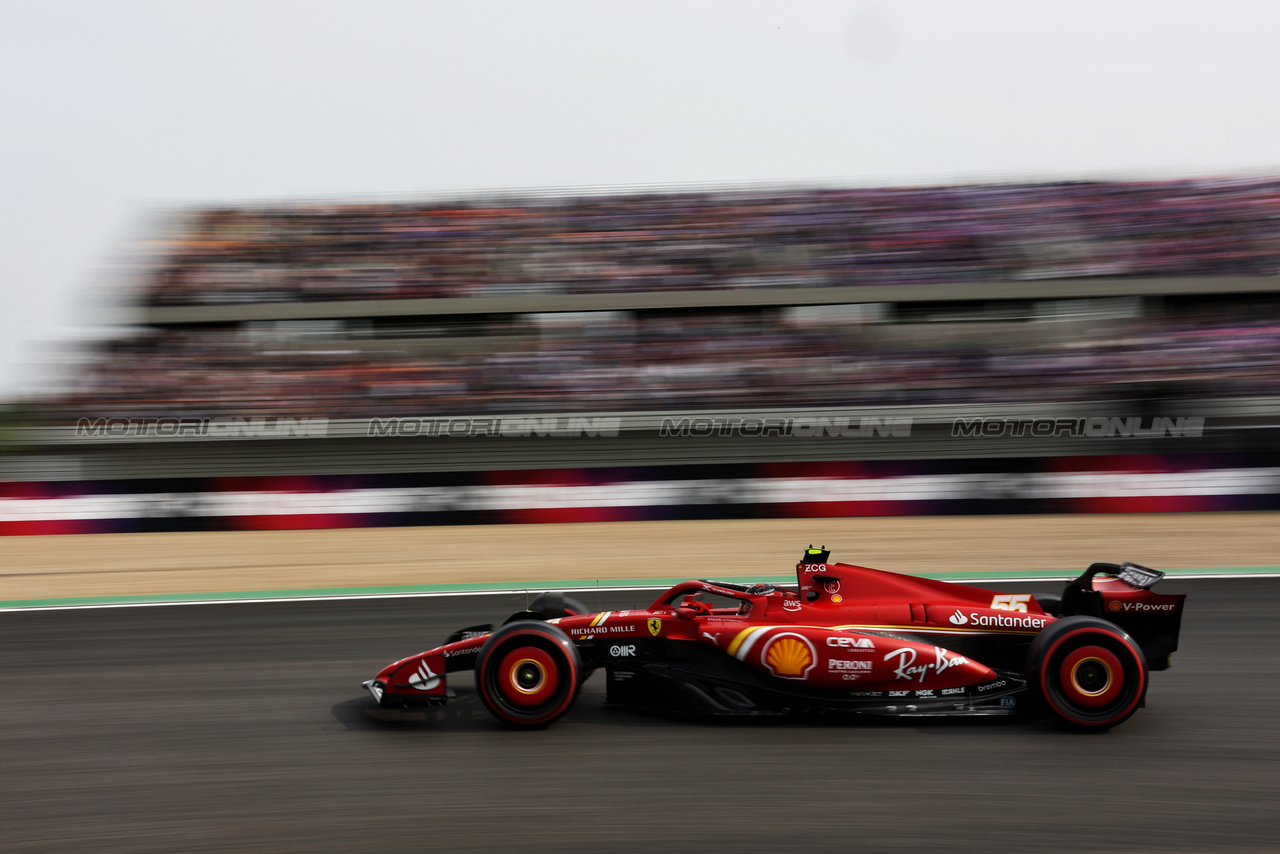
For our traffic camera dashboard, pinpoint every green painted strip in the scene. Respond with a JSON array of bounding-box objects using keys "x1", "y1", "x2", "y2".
[
  {"x1": 0, "y1": 576, "x2": 791, "y2": 610},
  {"x1": 3, "y1": 566, "x2": 1278, "y2": 611}
]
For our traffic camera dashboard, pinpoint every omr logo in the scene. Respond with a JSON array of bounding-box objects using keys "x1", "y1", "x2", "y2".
[{"x1": 949, "y1": 610, "x2": 969, "y2": 626}]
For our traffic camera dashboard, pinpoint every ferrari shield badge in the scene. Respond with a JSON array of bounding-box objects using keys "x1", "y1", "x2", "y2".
[{"x1": 647, "y1": 618, "x2": 662, "y2": 637}]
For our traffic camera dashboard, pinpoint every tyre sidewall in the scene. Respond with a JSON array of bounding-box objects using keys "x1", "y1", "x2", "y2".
[
  {"x1": 1028, "y1": 615, "x2": 1148, "y2": 730},
  {"x1": 475, "y1": 620, "x2": 582, "y2": 729}
]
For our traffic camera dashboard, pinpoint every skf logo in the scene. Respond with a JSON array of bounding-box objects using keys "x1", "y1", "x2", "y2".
[
  {"x1": 762, "y1": 633, "x2": 817, "y2": 680},
  {"x1": 949, "y1": 609, "x2": 969, "y2": 626},
  {"x1": 647, "y1": 618, "x2": 663, "y2": 637}
]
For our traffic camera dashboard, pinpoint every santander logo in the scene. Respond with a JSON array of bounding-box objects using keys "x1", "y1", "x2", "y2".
[
  {"x1": 949, "y1": 609, "x2": 1048, "y2": 630},
  {"x1": 408, "y1": 660, "x2": 440, "y2": 692}
]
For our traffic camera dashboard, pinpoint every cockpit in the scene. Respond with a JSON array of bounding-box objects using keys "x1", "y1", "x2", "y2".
[{"x1": 650, "y1": 579, "x2": 796, "y2": 618}]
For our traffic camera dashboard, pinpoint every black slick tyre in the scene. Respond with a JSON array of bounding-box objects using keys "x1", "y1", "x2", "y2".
[
  {"x1": 475, "y1": 620, "x2": 582, "y2": 729},
  {"x1": 1028, "y1": 615, "x2": 1147, "y2": 731},
  {"x1": 527, "y1": 591, "x2": 591, "y2": 619}
]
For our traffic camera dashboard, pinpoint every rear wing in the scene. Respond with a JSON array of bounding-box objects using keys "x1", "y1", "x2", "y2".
[
  {"x1": 1068, "y1": 561, "x2": 1165, "y2": 590},
  {"x1": 1060, "y1": 562, "x2": 1186, "y2": 670}
]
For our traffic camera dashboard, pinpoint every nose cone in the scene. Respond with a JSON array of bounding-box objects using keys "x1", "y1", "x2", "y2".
[{"x1": 377, "y1": 656, "x2": 411, "y2": 682}]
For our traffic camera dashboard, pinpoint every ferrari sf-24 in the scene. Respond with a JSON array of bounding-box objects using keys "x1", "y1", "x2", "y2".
[{"x1": 363, "y1": 548, "x2": 1185, "y2": 730}]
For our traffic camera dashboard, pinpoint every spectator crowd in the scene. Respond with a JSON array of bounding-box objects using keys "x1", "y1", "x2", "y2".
[
  {"x1": 44, "y1": 308, "x2": 1280, "y2": 421},
  {"x1": 142, "y1": 177, "x2": 1280, "y2": 306},
  {"x1": 34, "y1": 176, "x2": 1280, "y2": 424}
]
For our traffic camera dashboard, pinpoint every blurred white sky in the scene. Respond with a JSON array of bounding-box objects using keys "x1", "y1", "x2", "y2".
[{"x1": 3, "y1": 0, "x2": 1279, "y2": 398}]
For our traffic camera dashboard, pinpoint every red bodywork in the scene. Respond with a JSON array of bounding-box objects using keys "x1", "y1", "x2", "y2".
[{"x1": 366, "y1": 550, "x2": 1182, "y2": 732}]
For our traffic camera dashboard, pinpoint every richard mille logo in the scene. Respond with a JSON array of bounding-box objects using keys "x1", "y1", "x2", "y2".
[{"x1": 949, "y1": 610, "x2": 969, "y2": 626}]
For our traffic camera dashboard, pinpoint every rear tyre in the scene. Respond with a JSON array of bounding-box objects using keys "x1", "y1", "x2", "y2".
[
  {"x1": 1028, "y1": 616, "x2": 1147, "y2": 731},
  {"x1": 1034, "y1": 594, "x2": 1061, "y2": 617},
  {"x1": 475, "y1": 621, "x2": 582, "y2": 729}
]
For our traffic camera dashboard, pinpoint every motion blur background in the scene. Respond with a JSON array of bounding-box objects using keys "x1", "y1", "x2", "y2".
[
  {"x1": 5, "y1": 1, "x2": 1280, "y2": 525},
  {"x1": 6, "y1": 6, "x2": 1280, "y2": 854}
]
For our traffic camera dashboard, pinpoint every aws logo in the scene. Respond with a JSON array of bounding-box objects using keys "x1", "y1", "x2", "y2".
[{"x1": 762, "y1": 633, "x2": 817, "y2": 680}]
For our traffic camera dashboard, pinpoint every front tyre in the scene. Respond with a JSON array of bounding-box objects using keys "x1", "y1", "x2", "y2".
[
  {"x1": 1028, "y1": 616, "x2": 1147, "y2": 730},
  {"x1": 475, "y1": 621, "x2": 582, "y2": 729}
]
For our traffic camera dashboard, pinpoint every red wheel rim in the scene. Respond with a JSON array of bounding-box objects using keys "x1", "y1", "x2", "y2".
[
  {"x1": 497, "y1": 647, "x2": 558, "y2": 707},
  {"x1": 1038, "y1": 626, "x2": 1147, "y2": 727},
  {"x1": 1057, "y1": 645, "x2": 1123, "y2": 708}
]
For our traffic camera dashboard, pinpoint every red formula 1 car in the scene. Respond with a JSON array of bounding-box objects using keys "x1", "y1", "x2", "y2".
[{"x1": 364, "y1": 547, "x2": 1186, "y2": 730}]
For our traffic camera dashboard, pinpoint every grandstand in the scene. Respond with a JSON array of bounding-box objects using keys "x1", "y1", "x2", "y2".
[{"x1": 9, "y1": 177, "x2": 1280, "y2": 482}]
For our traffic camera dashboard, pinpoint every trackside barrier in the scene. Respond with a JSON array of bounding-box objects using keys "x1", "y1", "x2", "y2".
[{"x1": 2, "y1": 454, "x2": 1279, "y2": 535}]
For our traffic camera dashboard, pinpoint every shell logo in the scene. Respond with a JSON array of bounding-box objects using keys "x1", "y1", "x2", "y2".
[
  {"x1": 762, "y1": 633, "x2": 817, "y2": 680},
  {"x1": 1108, "y1": 600, "x2": 1123, "y2": 612}
]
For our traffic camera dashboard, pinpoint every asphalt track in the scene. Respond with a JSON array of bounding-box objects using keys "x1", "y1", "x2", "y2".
[{"x1": 2, "y1": 578, "x2": 1278, "y2": 854}]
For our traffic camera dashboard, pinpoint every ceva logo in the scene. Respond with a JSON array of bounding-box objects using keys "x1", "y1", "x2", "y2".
[{"x1": 949, "y1": 609, "x2": 969, "y2": 626}]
